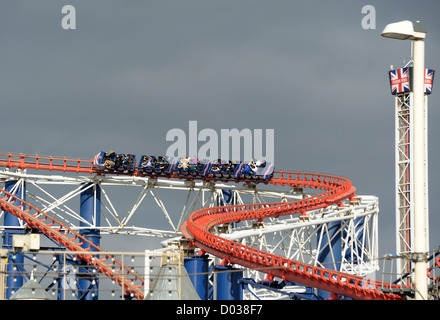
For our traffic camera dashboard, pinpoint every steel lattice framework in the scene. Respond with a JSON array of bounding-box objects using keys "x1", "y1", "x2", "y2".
[
  {"x1": 0, "y1": 152, "x2": 436, "y2": 299},
  {"x1": 221, "y1": 195, "x2": 380, "y2": 299},
  {"x1": 394, "y1": 91, "x2": 430, "y2": 284}
]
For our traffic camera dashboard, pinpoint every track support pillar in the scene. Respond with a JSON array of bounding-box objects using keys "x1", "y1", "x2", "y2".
[
  {"x1": 77, "y1": 182, "x2": 101, "y2": 300},
  {"x1": 2, "y1": 180, "x2": 26, "y2": 299},
  {"x1": 184, "y1": 255, "x2": 210, "y2": 300},
  {"x1": 214, "y1": 264, "x2": 243, "y2": 300},
  {"x1": 317, "y1": 220, "x2": 342, "y2": 300}
]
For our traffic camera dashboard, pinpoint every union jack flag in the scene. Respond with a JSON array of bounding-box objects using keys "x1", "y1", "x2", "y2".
[
  {"x1": 424, "y1": 68, "x2": 435, "y2": 94},
  {"x1": 389, "y1": 67, "x2": 410, "y2": 95}
]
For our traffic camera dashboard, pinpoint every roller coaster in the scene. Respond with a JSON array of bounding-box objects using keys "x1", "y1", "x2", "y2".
[
  {"x1": 0, "y1": 152, "x2": 438, "y2": 300},
  {"x1": 92, "y1": 151, "x2": 275, "y2": 182}
]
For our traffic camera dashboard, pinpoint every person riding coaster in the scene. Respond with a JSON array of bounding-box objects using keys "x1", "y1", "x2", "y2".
[
  {"x1": 188, "y1": 157, "x2": 199, "y2": 175},
  {"x1": 154, "y1": 156, "x2": 170, "y2": 173},
  {"x1": 94, "y1": 151, "x2": 274, "y2": 182}
]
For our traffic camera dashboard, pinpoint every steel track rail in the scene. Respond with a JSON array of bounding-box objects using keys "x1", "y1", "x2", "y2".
[
  {"x1": 0, "y1": 188, "x2": 145, "y2": 300},
  {"x1": 181, "y1": 171, "x2": 407, "y2": 300},
  {"x1": 0, "y1": 153, "x2": 419, "y2": 299}
]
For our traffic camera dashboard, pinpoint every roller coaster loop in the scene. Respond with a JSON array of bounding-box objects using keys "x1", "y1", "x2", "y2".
[{"x1": 180, "y1": 171, "x2": 407, "y2": 300}]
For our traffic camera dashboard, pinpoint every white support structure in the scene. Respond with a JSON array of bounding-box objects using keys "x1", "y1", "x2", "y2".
[
  {"x1": 220, "y1": 196, "x2": 379, "y2": 299},
  {"x1": 394, "y1": 90, "x2": 430, "y2": 285},
  {"x1": 395, "y1": 92, "x2": 414, "y2": 282},
  {"x1": 0, "y1": 169, "x2": 380, "y2": 300},
  {"x1": 0, "y1": 171, "x2": 305, "y2": 238}
]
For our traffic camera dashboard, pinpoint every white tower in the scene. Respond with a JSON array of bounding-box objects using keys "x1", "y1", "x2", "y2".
[
  {"x1": 390, "y1": 64, "x2": 433, "y2": 285},
  {"x1": 382, "y1": 20, "x2": 434, "y2": 299}
]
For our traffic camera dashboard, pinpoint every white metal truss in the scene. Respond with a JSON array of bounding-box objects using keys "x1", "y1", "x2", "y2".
[
  {"x1": 0, "y1": 170, "x2": 304, "y2": 239},
  {"x1": 395, "y1": 92, "x2": 414, "y2": 281},
  {"x1": 217, "y1": 196, "x2": 379, "y2": 299},
  {"x1": 0, "y1": 169, "x2": 380, "y2": 299},
  {"x1": 394, "y1": 91, "x2": 430, "y2": 284}
]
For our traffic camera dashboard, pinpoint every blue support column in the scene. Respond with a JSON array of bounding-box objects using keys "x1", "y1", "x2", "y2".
[
  {"x1": 344, "y1": 217, "x2": 365, "y2": 265},
  {"x1": 215, "y1": 265, "x2": 243, "y2": 300},
  {"x1": 2, "y1": 180, "x2": 26, "y2": 299},
  {"x1": 55, "y1": 254, "x2": 66, "y2": 300},
  {"x1": 184, "y1": 255, "x2": 210, "y2": 300},
  {"x1": 317, "y1": 220, "x2": 342, "y2": 300},
  {"x1": 77, "y1": 183, "x2": 101, "y2": 300}
]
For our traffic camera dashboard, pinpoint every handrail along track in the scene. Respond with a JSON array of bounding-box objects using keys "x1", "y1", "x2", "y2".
[
  {"x1": 0, "y1": 188, "x2": 145, "y2": 300},
  {"x1": 0, "y1": 152, "x2": 421, "y2": 300},
  {"x1": 181, "y1": 171, "x2": 406, "y2": 300}
]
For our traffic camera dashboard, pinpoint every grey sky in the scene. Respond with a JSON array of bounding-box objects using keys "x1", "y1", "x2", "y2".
[{"x1": 1, "y1": 0, "x2": 440, "y2": 257}]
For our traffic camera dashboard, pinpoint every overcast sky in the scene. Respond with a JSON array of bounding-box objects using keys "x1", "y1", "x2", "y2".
[{"x1": 1, "y1": 1, "x2": 440, "y2": 258}]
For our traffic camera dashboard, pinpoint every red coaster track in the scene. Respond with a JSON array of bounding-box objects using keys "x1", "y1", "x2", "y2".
[
  {"x1": 181, "y1": 171, "x2": 406, "y2": 300},
  {"x1": 0, "y1": 153, "x2": 413, "y2": 299},
  {"x1": 0, "y1": 188, "x2": 145, "y2": 300}
]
